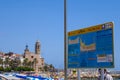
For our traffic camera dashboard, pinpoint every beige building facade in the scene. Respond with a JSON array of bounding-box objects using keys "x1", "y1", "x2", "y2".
[{"x1": 24, "y1": 41, "x2": 44, "y2": 72}]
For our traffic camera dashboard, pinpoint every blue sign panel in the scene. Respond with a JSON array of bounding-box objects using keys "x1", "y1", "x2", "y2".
[{"x1": 68, "y1": 22, "x2": 114, "y2": 68}]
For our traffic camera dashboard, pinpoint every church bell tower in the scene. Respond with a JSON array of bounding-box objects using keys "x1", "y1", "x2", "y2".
[{"x1": 35, "y1": 40, "x2": 40, "y2": 54}]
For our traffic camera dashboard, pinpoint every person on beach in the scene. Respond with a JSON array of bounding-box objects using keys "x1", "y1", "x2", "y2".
[
  {"x1": 98, "y1": 68, "x2": 113, "y2": 80},
  {"x1": 98, "y1": 68, "x2": 102, "y2": 80},
  {"x1": 104, "y1": 69, "x2": 113, "y2": 80}
]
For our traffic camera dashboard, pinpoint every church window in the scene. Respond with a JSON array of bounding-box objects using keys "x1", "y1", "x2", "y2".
[{"x1": 31, "y1": 56, "x2": 34, "y2": 58}]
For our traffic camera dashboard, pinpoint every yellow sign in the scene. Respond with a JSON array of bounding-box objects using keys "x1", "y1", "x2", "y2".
[{"x1": 68, "y1": 22, "x2": 113, "y2": 36}]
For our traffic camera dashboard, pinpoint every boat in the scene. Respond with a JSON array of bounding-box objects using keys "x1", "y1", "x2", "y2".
[
  {"x1": 15, "y1": 74, "x2": 52, "y2": 80},
  {"x1": 0, "y1": 74, "x2": 21, "y2": 80}
]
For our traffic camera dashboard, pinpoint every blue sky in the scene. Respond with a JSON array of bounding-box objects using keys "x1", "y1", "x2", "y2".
[{"x1": 0, "y1": 0, "x2": 120, "y2": 70}]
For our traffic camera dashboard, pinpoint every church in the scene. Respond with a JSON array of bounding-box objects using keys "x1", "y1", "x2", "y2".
[{"x1": 24, "y1": 41, "x2": 44, "y2": 72}]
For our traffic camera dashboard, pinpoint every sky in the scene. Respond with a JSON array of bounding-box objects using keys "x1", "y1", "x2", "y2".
[{"x1": 0, "y1": 0, "x2": 120, "y2": 70}]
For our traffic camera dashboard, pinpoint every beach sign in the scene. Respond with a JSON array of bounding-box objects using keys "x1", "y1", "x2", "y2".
[{"x1": 68, "y1": 22, "x2": 114, "y2": 68}]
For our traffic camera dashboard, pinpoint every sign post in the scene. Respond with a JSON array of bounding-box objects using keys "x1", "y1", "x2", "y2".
[
  {"x1": 64, "y1": 0, "x2": 67, "y2": 80},
  {"x1": 101, "y1": 69, "x2": 104, "y2": 80},
  {"x1": 77, "y1": 69, "x2": 81, "y2": 80}
]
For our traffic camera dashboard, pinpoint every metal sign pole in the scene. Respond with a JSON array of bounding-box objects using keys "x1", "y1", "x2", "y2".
[
  {"x1": 77, "y1": 69, "x2": 81, "y2": 80},
  {"x1": 101, "y1": 69, "x2": 104, "y2": 80},
  {"x1": 64, "y1": 0, "x2": 67, "y2": 80}
]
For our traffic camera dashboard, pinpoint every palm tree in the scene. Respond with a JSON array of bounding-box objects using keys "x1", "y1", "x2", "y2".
[
  {"x1": 23, "y1": 58, "x2": 28, "y2": 67},
  {"x1": 49, "y1": 64, "x2": 55, "y2": 72},
  {"x1": 33, "y1": 58, "x2": 38, "y2": 70},
  {"x1": 4, "y1": 57, "x2": 10, "y2": 67},
  {"x1": 39, "y1": 67, "x2": 44, "y2": 72},
  {"x1": 9, "y1": 59, "x2": 14, "y2": 70},
  {"x1": 14, "y1": 58, "x2": 21, "y2": 67},
  {"x1": 28, "y1": 61, "x2": 32, "y2": 68},
  {"x1": 43, "y1": 65, "x2": 49, "y2": 72},
  {"x1": 31, "y1": 61, "x2": 34, "y2": 68},
  {"x1": 0, "y1": 58, "x2": 3, "y2": 67}
]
